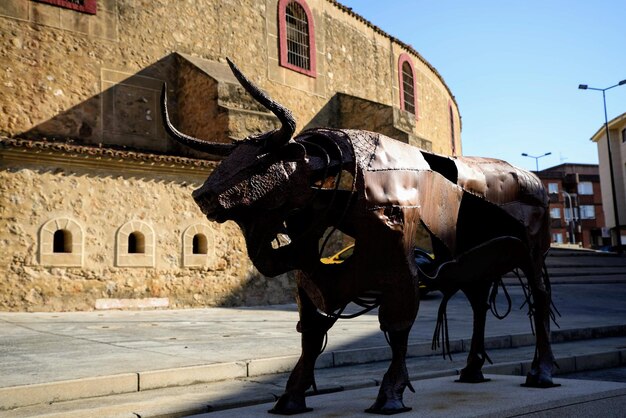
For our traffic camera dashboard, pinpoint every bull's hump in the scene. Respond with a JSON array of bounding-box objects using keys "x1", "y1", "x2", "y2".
[
  {"x1": 455, "y1": 157, "x2": 547, "y2": 206},
  {"x1": 361, "y1": 133, "x2": 430, "y2": 172}
]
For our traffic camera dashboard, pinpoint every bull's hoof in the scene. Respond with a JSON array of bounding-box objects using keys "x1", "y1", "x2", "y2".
[
  {"x1": 456, "y1": 368, "x2": 490, "y2": 383},
  {"x1": 521, "y1": 371, "x2": 560, "y2": 388},
  {"x1": 365, "y1": 399, "x2": 411, "y2": 415},
  {"x1": 268, "y1": 393, "x2": 313, "y2": 415}
]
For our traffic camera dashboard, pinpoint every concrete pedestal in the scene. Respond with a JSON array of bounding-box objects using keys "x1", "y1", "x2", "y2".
[{"x1": 199, "y1": 374, "x2": 626, "y2": 417}]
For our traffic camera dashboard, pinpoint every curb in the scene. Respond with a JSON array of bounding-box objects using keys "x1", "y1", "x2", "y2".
[
  {"x1": 1, "y1": 324, "x2": 625, "y2": 411},
  {"x1": 204, "y1": 349, "x2": 626, "y2": 415},
  {"x1": 11, "y1": 349, "x2": 625, "y2": 418}
]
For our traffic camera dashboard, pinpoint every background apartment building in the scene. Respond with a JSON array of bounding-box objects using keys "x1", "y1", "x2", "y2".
[
  {"x1": 538, "y1": 163, "x2": 607, "y2": 249},
  {"x1": 591, "y1": 111, "x2": 626, "y2": 247}
]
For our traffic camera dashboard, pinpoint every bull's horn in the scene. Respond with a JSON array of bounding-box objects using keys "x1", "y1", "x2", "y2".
[
  {"x1": 161, "y1": 84, "x2": 236, "y2": 156},
  {"x1": 226, "y1": 58, "x2": 296, "y2": 148}
]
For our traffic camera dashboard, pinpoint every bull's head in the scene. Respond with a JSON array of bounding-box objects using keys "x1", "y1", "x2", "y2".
[{"x1": 162, "y1": 59, "x2": 313, "y2": 273}]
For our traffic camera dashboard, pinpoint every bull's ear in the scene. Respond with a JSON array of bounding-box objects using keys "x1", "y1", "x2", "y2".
[{"x1": 277, "y1": 141, "x2": 306, "y2": 161}]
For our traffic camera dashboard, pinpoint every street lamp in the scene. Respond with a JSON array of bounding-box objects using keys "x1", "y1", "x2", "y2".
[
  {"x1": 521, "y1": 152, "x2": 552, "y2": 172},
  {"x1": 562, "y1": 191, "x2": 577, "y2": 244},
  {"x1": 579, "y1": 79, "x2": 626, "y2": 254}
]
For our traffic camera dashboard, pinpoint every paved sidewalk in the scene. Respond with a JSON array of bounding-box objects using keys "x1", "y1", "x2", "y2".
[
  {"x1": 1, "y1": 283, "x2": 626, "y2": 389},
  {"x1": 1, "y1": 282, "x2": 626, "y2": 415},
  {"x1": 6, "y1": 334, "x2": 626, "y2": 417}
]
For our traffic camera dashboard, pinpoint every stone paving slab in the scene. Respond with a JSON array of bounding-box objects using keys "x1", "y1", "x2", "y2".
[
  {"x1": 189, "y1": 374, "x2": 626, "y2": 418},
  {"x1": 2, "y1": 284, "x2": 626, "y2": 389},
  {"x1": 5, "y1": 336, "x2": 626, "y2": 416},
  {"x1": 1, "y1": 283, "x2": 626, "y2": 413}
]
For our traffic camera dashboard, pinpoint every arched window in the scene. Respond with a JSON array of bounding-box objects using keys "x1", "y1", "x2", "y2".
[
  {"x1": 128, "y1": 232, "x2": 145, "y2": 254},
  {"x1": 35, "y1": 0, "x2": 97, "y2": 15},
  {"x1": 53, "y1": 229, "x2": 72, "y2": 253},
  {"x1": 192, "y1": 233, "x2": 208, "y2": 255},
  {"x1": 449, "y1": 103, "x2": 456, "y2": 156},
  {"x1": 286, "y1": 2, "x2": 310, "y2": 69},
  {"x1": 398, "y1": 54, "x2": 418, "y2": 118},
  {"x1": 278, "y1": 0, "x2": 317, "y2": 77},
  {"x1": 39, "y1": 218, "x2": 84, "y2": 267}
]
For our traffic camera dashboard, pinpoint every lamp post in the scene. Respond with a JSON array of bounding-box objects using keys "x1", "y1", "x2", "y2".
[
  {"x1": 562, "y1": 191, "x2": 577, "y2": 244},
  {"x1": 521, "y1": 152, "x2": 552, "y2": 172},
  {"x1": 579, "y1": 79, "x2": 626, "y2": 254}
]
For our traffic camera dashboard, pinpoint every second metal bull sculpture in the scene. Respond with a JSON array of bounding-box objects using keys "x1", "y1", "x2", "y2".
[{"x1": 162, "y1": 59, "x2": 557, "y2": 415}]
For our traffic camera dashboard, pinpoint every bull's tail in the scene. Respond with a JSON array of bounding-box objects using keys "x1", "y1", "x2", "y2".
[
  {"x1": 432, "y1": 293, "x2": 453, "y2": 360},
  {"x1": 431, "y1": 277, "x2": 512, "y2": 361},
  {"x1": 543, "y1": 259, "x2": 561, "y2": 327},
  {"x1": 517, "y1": 259, "x2": 561, "y2": 335}
]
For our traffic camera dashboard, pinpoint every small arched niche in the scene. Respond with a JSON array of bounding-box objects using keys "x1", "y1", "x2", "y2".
[
  {"x1": 182, "y1": 224, "x2": 215, "y2": 267},
  {"x1": 39, "y1": 218, "x2": 84, "y2": 267},
  {"x1": 116, "y1": 221, "x2": 155, "y2": 267}
]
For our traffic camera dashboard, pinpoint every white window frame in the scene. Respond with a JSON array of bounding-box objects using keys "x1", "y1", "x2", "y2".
[
  {"x1": 547, "y1": 183, "x2": 559, "y2": 194},
  {"x1": 564, "y1": 207, "x2": 579, "y2": 222},
  {"x1": 579, "y1": 205, "x2": 596, "y2": 219},
  {"x1": 550, "y1": 207, "x2": 561, "y2": 219},
  {"x1": 577, "y1": 181, "x2": 593, "y2": 195}
]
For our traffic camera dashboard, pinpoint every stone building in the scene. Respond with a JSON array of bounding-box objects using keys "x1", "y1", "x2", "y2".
[
  {"x1": 537, "y1": 164, "x2": 607, "y2": 249},
  {"x1": 591, "y1": 111, "x2": 626, "y2": 247},
  {"x1": 0, "y1": 0, "x2": 462, "y2": 311}
]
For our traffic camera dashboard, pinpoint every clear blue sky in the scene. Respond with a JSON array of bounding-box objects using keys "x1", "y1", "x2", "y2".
[{"x1": 338, "y1": 0, "x2": 626, "y2": 171}]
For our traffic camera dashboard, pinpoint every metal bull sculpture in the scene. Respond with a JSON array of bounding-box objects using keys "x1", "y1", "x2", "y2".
[{"x1": 161, "y1": 59, "x2": 558, "y2": 415}]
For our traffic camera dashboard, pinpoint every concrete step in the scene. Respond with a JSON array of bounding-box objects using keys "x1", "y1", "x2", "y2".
[
  {"x1": 5, "y1": 327, "x2": 626, "y2": 418},
  {"x1": 545, "y1": 267, "x2": 626, "y2": 276},
  {"x1": 545, "y1": 248, "x2": 626, "y2": 269},
  {"x1": 546, "y1": 257, "x2": 626, "y2": 267},
  {"x1": 504, "y1": 266, "x2": 626, "y2": 279},
  {"x1": 548, "y1": 248, "x2": 623, "y2": 257}
]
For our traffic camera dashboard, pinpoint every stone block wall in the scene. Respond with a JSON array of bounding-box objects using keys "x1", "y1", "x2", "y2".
[
  {"x1": 0, "y1": 140, "x2": 296, "y2": 311},
  {"x1": 0, "y1": 0, "x2": 461, "y2": 154},
  {"x1": 0, "y1": 0, "x2": 462, "y2": 311}
]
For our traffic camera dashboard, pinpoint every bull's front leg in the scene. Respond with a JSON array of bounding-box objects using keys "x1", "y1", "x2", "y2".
[
  {"x1": 366, "y1": 328, "x2": 414, "y2": 415},
  {"x1": 458, "y1": 280, "x2": 493, "y2": 383},
  {"x1": 366, "y1": 283, "x2": 418, "y2": 415},
  {"x1": 269, "y1": 287, "x2": 336, "y2": 415}
]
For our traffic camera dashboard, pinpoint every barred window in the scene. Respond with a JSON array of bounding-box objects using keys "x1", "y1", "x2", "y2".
[
  {"x1": 449, "y1": 104, "x2": 456, "y2": 156},
  {"x1": 402, "y1": 62, "x2": 415, "y2": 114},
  {"x1": 33, "y1": 0, "x2": 97, "y2": 15},
  {"x1": 398, "y1": 54, "x2": 417, "y2": 117},
  {"x1": 278, "y1": 0, "x2": 317, "y2": 77},
  {"x1": 286, "y1": 3, "x2": 310, "y2": 70}
]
